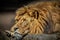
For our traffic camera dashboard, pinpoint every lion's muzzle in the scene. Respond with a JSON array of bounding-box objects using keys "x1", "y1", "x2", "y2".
[{"x1": 5, "y1": 30, "x2": 23, "y2": 40}]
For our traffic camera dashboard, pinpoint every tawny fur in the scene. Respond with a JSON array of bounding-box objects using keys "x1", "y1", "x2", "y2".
[{"x1": 10, "y1": 1, "x2": 60, "y2": 35}]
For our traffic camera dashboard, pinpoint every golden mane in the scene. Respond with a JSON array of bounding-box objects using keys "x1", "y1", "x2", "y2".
[{"x1": 10, "y1": 1, "x2": 60, "y2": 35}]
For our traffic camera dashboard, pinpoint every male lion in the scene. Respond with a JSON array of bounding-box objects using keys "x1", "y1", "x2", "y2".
[{"x1": 6, "y1": 1, "x2": 60, "y2": 40}]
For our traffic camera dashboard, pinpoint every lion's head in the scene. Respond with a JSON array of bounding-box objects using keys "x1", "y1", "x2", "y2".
[{"x1": 5, "y1": 1, "x2": 60, "y2": 40}]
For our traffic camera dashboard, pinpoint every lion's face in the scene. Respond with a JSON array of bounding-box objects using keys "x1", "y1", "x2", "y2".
[{"x1": 11, "y1": 13, "x2": 43, "y2": 35}]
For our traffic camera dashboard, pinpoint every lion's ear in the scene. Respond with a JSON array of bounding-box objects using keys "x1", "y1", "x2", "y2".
[
  {"x1": 28, "y1": 10, "x2": 39, "y2": 19},
  {"x1": 32, "y1": 10, "x2": 39, "y2": 19}
]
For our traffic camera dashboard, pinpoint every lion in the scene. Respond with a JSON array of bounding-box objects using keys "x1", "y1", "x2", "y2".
[{"x1": 5, "y1": 1, "x2": 60, "y2": 40}]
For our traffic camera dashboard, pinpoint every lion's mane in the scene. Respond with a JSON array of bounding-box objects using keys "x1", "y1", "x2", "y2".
[{"x1": 10, "y1": 1, "x2": 60, "y2": 35}]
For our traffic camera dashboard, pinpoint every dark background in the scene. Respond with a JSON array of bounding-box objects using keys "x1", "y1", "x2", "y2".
[
  {"x1": 0, "y1": 0, "x2": 58, "y2": 12},
  {"x1": 0, "y1": 0, "x2": 59, "y2": 30},
  {"x1": 0, "y1": 0, "x2": 40, "y2": 12}
]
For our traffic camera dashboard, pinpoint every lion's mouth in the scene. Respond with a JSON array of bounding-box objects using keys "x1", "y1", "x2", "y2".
[{"x1": 5, "y1": 29, "x2": 23, "y2": 40}]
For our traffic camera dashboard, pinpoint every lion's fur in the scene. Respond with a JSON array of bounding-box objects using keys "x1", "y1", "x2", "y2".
[{"x1": 10, "y1": 1, "x2": 60, "y2": 35}]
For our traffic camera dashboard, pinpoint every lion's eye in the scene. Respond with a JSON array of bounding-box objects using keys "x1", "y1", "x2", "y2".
[{"x1": 23, "y1": 19, "x2": 26, "y2": 21}]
